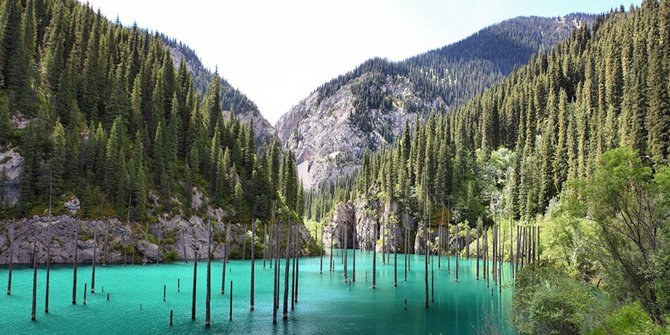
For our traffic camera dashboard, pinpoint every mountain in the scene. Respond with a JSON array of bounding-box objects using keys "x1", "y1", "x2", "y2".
[
  {"x1": 276, "y1": 13, "x2": 594, "y2": 189},
  {"x1": 0, "y1": 0, "x2": 302, "y2": 227},
  {"x1": 315, "y1": 3, "x2": 670, "y2": 330},
  {"x1": 162, "y1": 37, "x2": 277, "y2": 146}
]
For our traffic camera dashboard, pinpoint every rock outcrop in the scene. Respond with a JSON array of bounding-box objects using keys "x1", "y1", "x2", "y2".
[
  {"x1": 324, "y1": 197, "x2": 472, "y2": 255},
  {"x1": 0, "y1": 148, "x2": 22, "y2": 207},
  {"x1": 276, "y1": 14, "x2": 593, "y2": 189},
  {"x1": 0, "y1": 214, "x2": 316, "y2": 265}
]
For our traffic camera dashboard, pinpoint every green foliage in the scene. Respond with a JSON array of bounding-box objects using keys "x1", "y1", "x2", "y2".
[
  {"x1": 512, "y1": 265, "x2": 605, "y2": 335},
  {"x1": 0, "y1": 0, "x2": 302, "y2": 224},
  {"x1": 589, "y1": 302, "x2": 670, "y2": 335},
  {"x1": 580, "y1": 149, "x2": 669, "y2": 324}
]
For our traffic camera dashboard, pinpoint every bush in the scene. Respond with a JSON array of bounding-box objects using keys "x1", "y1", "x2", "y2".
[
  {"x1": 512, "y1": 265, "x2": 604, "y2": 334},
  {"x1": 589, "y1": 302, "x2": 669, "y2": 335}
]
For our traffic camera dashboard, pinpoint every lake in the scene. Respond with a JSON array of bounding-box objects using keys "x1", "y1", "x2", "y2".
[{"x1": 0, "y1": 250, "x2": 516, "y2": 334}]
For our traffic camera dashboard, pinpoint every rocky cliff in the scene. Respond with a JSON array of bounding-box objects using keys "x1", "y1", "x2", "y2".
[
  {"x1": 276, "y1": 14, "x2": 593, "y2": 189},
  {"x1": 0, "y1": 213, "x2": 316, "y2": 265},
  {"x1": 323, "y1": 197, "x2": 473, "y2": 256}
]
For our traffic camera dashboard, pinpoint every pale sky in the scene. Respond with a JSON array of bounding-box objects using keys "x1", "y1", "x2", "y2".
[{"x1": 84, "y1": 0, "x2": 638, "y2": 125}]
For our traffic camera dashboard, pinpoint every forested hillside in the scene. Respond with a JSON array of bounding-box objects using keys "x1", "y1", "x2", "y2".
[
  {"x1": 0, "y1": 0, "x2": 302, "y2": 223},
  {"x1": 309, "y1": 3, "x2": 669, "y2": 222},
  {"x1": 309, "y1": 2, "x2": 670, "y2": 331},
  {"x1": 162, "y1": 37, "x2": 277, "y2": 146},
  {"x1": 277, "y1": 14, "x2": 592, "y2": 190}
]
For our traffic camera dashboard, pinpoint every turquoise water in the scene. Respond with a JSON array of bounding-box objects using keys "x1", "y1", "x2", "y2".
[{"x1": 0, "y1": 251, "x2": 516, "y2": 334}]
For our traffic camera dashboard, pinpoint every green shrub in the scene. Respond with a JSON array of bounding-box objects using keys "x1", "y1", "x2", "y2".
[{"x1": 512, "y1": 265, "x2": 605, "y2": 334}]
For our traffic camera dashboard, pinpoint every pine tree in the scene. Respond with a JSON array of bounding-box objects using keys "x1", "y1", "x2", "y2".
[
  {"x1": 106, "y1": 64, "x2": 130, "y2": 127},
  {"x1": 0, "y1": 0, "x2": 23, "y2": 89},
  {"x1": 647, "y1": 47, "x2": 670, "y2": 165},
  {"x1": 0, "y1": 103, "x2": 11, "y2": 146},
  {"x1": 204, "y1": 71, "x2": 222, "y2": 133}
]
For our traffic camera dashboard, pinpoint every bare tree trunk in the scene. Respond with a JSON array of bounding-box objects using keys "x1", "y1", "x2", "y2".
[
  {"x1": 404, "y1": 226, "x2": 408, "y2": 282},
  {"x1": 476, "y1": 222, "x2": 480, "y2": 280},
  {"x1": 393, "y1": 221, "x2": 398, "y2": 287},
  {"x1": 250, "y1": 221, "x2": 255, "y2": 311},
  {"x1": 466, "y1": 226, "x2": 470, "y2": 259},
  {"x1": 424, "y1": 219, "x2": 429, "y2": 309},
  {"x1": 221, "y1": 244, "x2": 226, "y2": 295},
  {"x1": 343, "y1": 223, "x2": 348, "y2": 280},
  {"x1": 7, "y1": 230, "x2": 12, "y2": 296},
  {"x1": 263, "y1": 225, "x2": 267, "y2": 269},
  {"x1": 191, "y1": 244, "x2": 198, "y2": 320},
  {"x1": 72, "y1": 222, "x2": 78, "y2": 304},
  {"x1": 205, "y1": 220, "x2": 212, "y2": 327},
  {"x1": 352, "y1": 224, "x2": 356, "y2": 282},
  {"x1": 229, "y1": 281, "x2": 233, "y2": 321},
  {"x1": 537, "y1": 226, "x2": 541, "y2": 263},
  {"x1": 283, "y1": 222, "x2": 290, "y2": 320},
  {"x1": 91, "y1": 229, "x2": 97, "y2": 294},
  {"x1": 446, "y1": 224, "x2": 451, "y2": 273},
  {"x1": 372, "y1": 221, "x2": 377, "y2": 289},
  {"x1": 31, "y1": 242, "x2": 37, "y2": 321},
  {"x1": 329, "y1": 226, "x2": 334, "y2": 272},
  {"x1": 242, "y1": 224, "x2": 248, "y2": 261},
  {"x1": 272, "y1": 224, "x2": 280, "y2": 324},
  {"x1": 382, "y1": 219, "x2": 386, "y2": 265},
  {"x1": 45, "y1": 228, "x2": 52, "y2": 313},
  {"x1": 291, "y1": 226, "x2": 296, "y2": 310},
  {"x1": 295, "y1": 227, "x2": 300, "y2": 303},
  {"x1": 510, "y1": 219, "x2": 514, "y2": 277}
]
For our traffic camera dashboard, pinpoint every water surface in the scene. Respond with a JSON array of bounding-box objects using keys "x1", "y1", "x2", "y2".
[{"x1": 0, "y1": 250, "x2": 516, "y2": 334}]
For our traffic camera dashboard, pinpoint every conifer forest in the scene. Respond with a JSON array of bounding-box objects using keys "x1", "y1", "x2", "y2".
[{"x1": 0, "y1": 1, "x2": 669, "y2": 334}]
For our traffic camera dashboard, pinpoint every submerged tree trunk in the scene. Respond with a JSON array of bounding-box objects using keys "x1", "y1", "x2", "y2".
[
  {"x1": 424, "y1": 219, "x2": 429, "y2": 309},
  {"x1": 31, "y1": 242, "x2": 37, "y2": 321},
  {"x1": 45, "y1": 229, "x2": 52, "y2": 313},
  {"x1": 283, "y1": 222, "x2": 291, "y2": 320},
  {"x1": 72, "y1": 222, "x2": 78, "y2": 305},
  {"x1": 446, "y1": 224, "x2": 451, "y2": 273},
  {"x1": 91, "y1": 229, "x2": 97, "y2": 294},
  {"x1": 343, "y1": 223, "x2": 348, "y2": 280},
  {"x1": 329, "y1": 226, "x2": 334, "y2": 272},
  {"x1": 455, "y1": 224, "x2": 459, "y2": 282},
  {"x1": 191, "y1": 245, "x2": 198, "y2": 320},
  {"x1": 205, "y1": 220, "x2": 212, "y2": 327},
  {"x1": 352, "y1": 224, "x2": 356, "y2": 282},
  {"x1": 250, "y1": 220, "x2": 256, "y2": 311},
  {"x1": 393, "y1": 222, "x2": 398, "y2": 287},
  {"x1": 319, "y1": 225, "x2": 323, "y2": 274},
  {"x1": 242, "y1": 224, "x2": 248, "y2": 261},
  {"x1": 476, "y1": 223, "x2": 480, "y2": 280},
  {"x1": 295, "y1": 227, "x2": 300, "y2": 303},
  {"x1": 404, "y1": 226, "x2": 408, "y2": 282},
  {"x1": 7, "y1": 233, "x2": 13, "y2": 296},
  {"x1": 372, "y1": 220, "x2": 377, "y2": 289},
  {"x1": 221, "y1": 244, "x2": 227, "y2": 295},
  {"x1": 273, "y1": 224, "x2": 280, "y2": 324}
]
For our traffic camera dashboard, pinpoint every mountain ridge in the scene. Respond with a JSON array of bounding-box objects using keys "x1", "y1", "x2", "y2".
[{"x1": 276, "y1": 13, "x2": 594, "y2": 189}]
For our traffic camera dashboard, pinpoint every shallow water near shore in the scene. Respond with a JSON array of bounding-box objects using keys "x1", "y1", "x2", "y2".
[{"x1": 0, "y1": 250, "x2": 516, "y2": 334}]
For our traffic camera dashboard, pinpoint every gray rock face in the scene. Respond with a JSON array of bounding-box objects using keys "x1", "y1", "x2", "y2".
[
  {"x1": 324, "y1": 197, "x2": 473, "y2": 256},
  {"x1": 323, "y1": 197, "x2": 417, "y2": 254},
  {"x1": 0, "y1": 214, "x2": 316, "y2": 265},
  {"x1": 275, "y1": 14, "x2": 593, "y2": 190},
  {"x1": 276, "y1": 73, "x2": 426, "y2": 189},
  {"x1": 0, "y1": 148, "x2": 22, "y2": 207}
]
